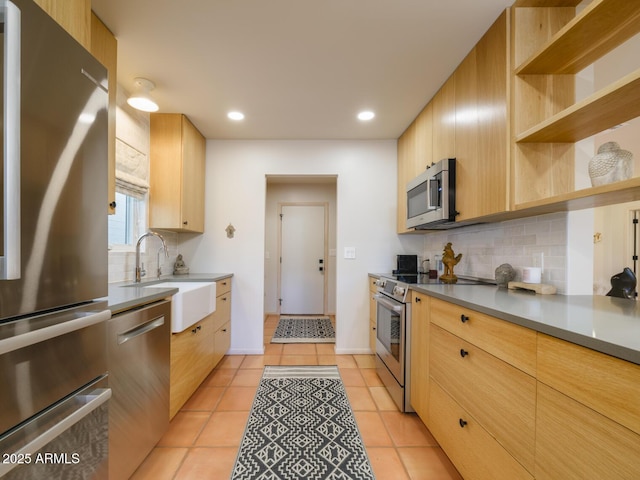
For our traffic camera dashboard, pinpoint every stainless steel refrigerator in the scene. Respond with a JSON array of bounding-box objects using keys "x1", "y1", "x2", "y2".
[{"x1": 0, "y1": 0, "x2": 111, "y2": 478}]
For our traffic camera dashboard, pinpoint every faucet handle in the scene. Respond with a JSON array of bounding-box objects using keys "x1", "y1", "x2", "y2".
[{"x1": 140, "y1": 262, "x2": 146, "y2": 278}]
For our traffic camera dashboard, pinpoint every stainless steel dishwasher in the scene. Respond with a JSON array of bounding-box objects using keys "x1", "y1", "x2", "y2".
[{"x1": 108, "y1": 300, "x2": 171, "y2": 480}]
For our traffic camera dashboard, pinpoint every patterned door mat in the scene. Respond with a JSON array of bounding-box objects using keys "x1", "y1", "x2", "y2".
[
  {"x1": 231, "y1": 366, "x2": 375, "y2": 480},
  {"x1": 271, "y1": 317, "x2": 336, "y2": 343}
]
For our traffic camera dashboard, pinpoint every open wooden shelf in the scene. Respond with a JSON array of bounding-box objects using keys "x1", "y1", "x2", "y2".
[
  {"x1": 514, "y1": 177, "x2": 640, "y2": 214},
  {"x1": 515, "y1": 0, "x2": 640, "y2": 74},
  {"x1": 516, "y1": 68, "x2": 640, "y2": 143}
]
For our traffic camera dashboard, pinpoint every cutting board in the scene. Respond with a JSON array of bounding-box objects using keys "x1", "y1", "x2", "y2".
[{"x1": 508, "y1": 281, "x2": 557, "y2": 294}]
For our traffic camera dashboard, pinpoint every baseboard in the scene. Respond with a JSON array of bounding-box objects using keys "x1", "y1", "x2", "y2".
[
  {"x1": 227, "y1": 347, "x2": 265, "y2": 355},
  {"x1": 334, "y1": 347, "x2": 375, "y2": 355}
]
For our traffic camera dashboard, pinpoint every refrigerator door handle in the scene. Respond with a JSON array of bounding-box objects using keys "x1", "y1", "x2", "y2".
[
  {"x1": 0, "y1": 387, "x2": 111, "y2": 477},
  {"x1": 1, "y1": 0, "x2": 21, "y2": 280},
  {"x1": 0, "y1": 309, "x2": 111, "y2": 356}
]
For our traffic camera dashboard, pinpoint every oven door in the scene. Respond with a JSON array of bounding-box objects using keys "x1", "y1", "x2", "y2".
[{"x1": 374, "y1": 293, "x2": 405, "y2": 384}]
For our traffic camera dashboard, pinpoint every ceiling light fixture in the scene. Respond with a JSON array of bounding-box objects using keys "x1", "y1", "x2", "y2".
[
  {"x1": 127, "y1": 78, "x2": 159, "y2": 112},
  {"x1": 227, "y1": 111, "x2": 245, "y2": 121},
  {"x1": 357, "y1": 110, "x2": 375, "y2": 121}
]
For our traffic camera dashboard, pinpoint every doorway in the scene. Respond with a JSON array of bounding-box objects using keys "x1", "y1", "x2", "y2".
[
  {"x1": 264, "y1": 176, "x2": 337, "y2": 316},
  {"x1": 279, "y1": 203, "x2": 327, "y2": 314}
]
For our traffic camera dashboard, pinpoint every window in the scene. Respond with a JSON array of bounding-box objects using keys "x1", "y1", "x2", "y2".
[{"x1": 108, "y1": 190, "x2": 147, "y2": 248}]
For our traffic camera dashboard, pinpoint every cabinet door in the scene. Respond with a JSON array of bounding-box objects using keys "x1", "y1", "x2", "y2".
[
  {"x1": 34, "y1": 0, "x2": 90, "y2": 49},
  {"x1": 213, "y1": 321, "x2": 231, "y2": 367},
  {"x1": 535, "y1": 383, "x2": 640, "y2": 480},
  {"x1": 150, "y1": 114, "x2": 205, "y2": 232},
  {"x1": 454, "y1": 47, "x2": 479, "y2": 221},
  {"x1": 455, "y1": 11, "x2": 508, "y2": 221},
  {"x1": 170, "y1": 315, "x2": 214, "y2": 418},
  {"x1": 90, "y1": 13, "x2": 117, "y2": 215},
  {"x1": 432, "y1": 75, "x2": 456, "y2": 162},
  {"x1": 397, "y1": 122, "x2": 416, "y2": 233},
  {"x1": 409, "y1": 291, "x2": 429, "y2": 423},
  {"x1": 180, "y1": 116, "x2": 206, "y2": 232}
]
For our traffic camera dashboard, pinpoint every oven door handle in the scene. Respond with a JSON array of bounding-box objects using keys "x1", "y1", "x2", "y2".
[
  {"x1": 0, "y1": 387, "x2": 111, "y2": 477},
  {"x1": 373, "y1": 294, "x2": 404, "y2": 312}
]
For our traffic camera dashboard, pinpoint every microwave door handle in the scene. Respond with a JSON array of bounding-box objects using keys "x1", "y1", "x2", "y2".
[
  {"x1": 427, "y1": 177, "x2": 436, "y2": 210},
  {"x1": 1, "y1": 0, "x2": 21, "y2": 280}
]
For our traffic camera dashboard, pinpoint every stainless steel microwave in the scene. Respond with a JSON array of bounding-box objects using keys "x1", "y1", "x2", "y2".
[{"x1": 406, "y1": 158, "x2": 457, "y2": 230}]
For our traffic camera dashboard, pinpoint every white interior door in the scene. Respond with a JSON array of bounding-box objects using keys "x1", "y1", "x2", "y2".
[{"x1": 280, "y1": 205, "x2": 326, "y2": 314}]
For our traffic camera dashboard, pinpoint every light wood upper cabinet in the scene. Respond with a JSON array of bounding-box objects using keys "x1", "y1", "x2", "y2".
[
  {"x1": 33, "y1": 0, "x2": 90, "y2": 50},
  {"x1": 149, "y1": 114, "x2": 206, "y2": 233},
  {"x1": 90, "y1": 13, "x2": 117, "y2": 215},
  {"x1": 455, "y1": 11, "x2": 509, "y2": 222},
  {"x1": 396, "y1": 104, "x2": 433, "y2": 233},
  {"x1": 431, "y1": 75, "x2": 456, "y2": 162}
]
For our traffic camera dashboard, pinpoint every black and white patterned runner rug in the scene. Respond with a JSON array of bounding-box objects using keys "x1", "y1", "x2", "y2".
[
  {"x1": 231, "y1": 366, "x2": 375, "y2": 480},
  {"x1": 271, "y1": 317, "x2": 336, "y2": 344}
]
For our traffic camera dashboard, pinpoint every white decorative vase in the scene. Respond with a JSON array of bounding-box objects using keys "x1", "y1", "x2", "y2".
[{"x1": 588, "y1": 141, "x2": 633, "y2": 187}]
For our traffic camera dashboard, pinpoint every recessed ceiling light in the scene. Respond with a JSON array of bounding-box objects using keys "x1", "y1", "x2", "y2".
[
  {"x1": 357, "y1": 111, "x2": 375, "y2": 121},
  {"x1": 228, "y1": 111, "x2": 245, "y2": 121}
]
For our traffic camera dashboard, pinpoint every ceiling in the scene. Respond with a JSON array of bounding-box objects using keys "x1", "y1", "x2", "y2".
[{"x1": 91, "y1": 0, "x2": 514, "y2": 140}]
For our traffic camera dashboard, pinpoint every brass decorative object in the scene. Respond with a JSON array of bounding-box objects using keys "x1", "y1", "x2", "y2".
[{"x1": 440, "y1": 242, "x2": 462, "y2": 284}]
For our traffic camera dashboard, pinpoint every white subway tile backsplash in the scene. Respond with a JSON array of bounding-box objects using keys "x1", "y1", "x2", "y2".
[{"x1": 422, "y1": 212, "x2": 569, "y2": 293}]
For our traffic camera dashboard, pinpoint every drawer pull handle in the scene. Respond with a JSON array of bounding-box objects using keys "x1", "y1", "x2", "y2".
[
  {"x1": 460, "y1": 349, "x2": 469, "y2": 358},
  {"x1": 415, "y1": 296, "x2": 421, "y2": 303},
  {"x1": 460, "y1": 314, "x2": 469, "y2": 323},
  {"x1": 459, "y1": 419, "x2": 468, "y2": 428},
  {"x1": 191, "y1": 325, "x2": 202, "y2": 334}
]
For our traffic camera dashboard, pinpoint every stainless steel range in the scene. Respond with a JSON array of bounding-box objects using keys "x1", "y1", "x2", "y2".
[
  {"x1": 373, "y1": 276, "x2": 413, "y2": 412},
  {"x1": 373, "y1": 273, "x2": 494, "y2": 412}
]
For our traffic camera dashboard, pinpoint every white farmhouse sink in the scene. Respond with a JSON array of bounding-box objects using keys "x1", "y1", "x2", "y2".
[{"x1": 143, "y1": 281, "x2": 216, "y2": 333}]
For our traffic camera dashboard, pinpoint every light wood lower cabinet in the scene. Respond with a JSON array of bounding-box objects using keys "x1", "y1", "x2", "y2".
[
  {"x1": 212, "y1": 280, "x2": 232, "y2": 365},
  {"x1": 535, "y1": 383, "x2": 640, "y2": 480},
  {"x1": 430, "y1": 324, "x2": 536, "y2": 472},
  {"x1": 170, "y1": 278, "x2": 232, "y2": 418},
  {"x1": 414, "y1": 295, "x2": 640, "y2": 480},
  {"x1": 430, "y1": 297, "x2": 537, "y2": 376},
  {"x1": 409, "y1": 291, "x2": 429, "y2": 423},
  {"x1": 368, "y1": 278, "x2": 377, "y2": 353},
  {"x1": 170, "y1": 315, "x2": 215, "y2": 418},
  {"x1": 429, "y1": 381, "x2": 533, "y2": 480}
]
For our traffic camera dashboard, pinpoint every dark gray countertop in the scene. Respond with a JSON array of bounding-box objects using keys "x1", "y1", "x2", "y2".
[
  {"x1": 105, "y1": 273, "x2": 233, "y2": 315},
  {"x1": 370, "y1": 274, "x2": 640, "y2": 365}
]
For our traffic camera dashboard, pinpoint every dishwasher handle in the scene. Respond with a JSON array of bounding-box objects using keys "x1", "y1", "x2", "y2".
[{"x1": 117, "y1": 315, "x2": 165, "y2": 345}]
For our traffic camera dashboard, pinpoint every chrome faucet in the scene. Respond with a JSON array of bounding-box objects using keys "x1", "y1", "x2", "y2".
[
  {"x1": 135, "y1": 231, "x2": 169, "y2": 283},
  {"x1": 156, "y1": 245, "x2": 166, "y2": 279}
]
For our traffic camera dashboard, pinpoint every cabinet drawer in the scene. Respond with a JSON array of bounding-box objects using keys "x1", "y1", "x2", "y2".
[
  {"x1": 369, "y1": 277, "x2": 378, "y2": 293},
  {"x1": 170, "y1": 315, "x2": 214, "y2": 417},
  {"x1": 430, "y1": 297, "x2": 536, "y2": 375},
  {"x1": 428, "y1": 381, "x2": 533, "y2": 480},
  {"x1": 212, "y1": 291, "x2": 232, "y2": 332},
  {"x1": 217, "y1": 277, "x2": 232, "y2": 296},
  {"x1": 430, "y1": 325, "x2": 536, "y2": 472},
  {"x1": 213, "y1": 321, "x2": 231, "y2": 367},
  {"x1": 537, "y1": 333, "x2": 640, "y2": 436},
  {"x1": 535, "y1": 383, "x2": 640, "y2": 480}
]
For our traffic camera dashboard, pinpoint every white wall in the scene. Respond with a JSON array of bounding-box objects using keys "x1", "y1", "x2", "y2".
[{"x1": 178, "y1": 140, "x2": 423, "y2": 355}]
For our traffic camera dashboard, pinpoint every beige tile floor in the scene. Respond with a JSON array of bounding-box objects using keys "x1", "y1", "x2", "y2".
[{"x1": 131, "y1": 316, "x2": 462, "y2": 480}]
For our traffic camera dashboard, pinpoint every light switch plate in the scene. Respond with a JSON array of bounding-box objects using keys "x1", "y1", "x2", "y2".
[{"x1": 344, "y1": 247, "x2": 356, "y2": 259}]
